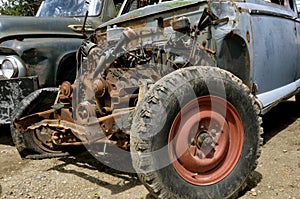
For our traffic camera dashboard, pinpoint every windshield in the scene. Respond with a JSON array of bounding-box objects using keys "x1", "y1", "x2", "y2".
[{"x1": 36, "y1": 0, "x2": 102, "y2": 17}]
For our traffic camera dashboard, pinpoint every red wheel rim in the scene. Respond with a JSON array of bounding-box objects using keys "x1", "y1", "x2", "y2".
[{"x1": 168, "y1": 96, "x2": 244, "y2": 185}]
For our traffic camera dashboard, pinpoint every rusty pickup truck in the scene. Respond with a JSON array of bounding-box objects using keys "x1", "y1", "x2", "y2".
[
  {"x1": 10, "y1": 0, "x2": 300, "y2": 198},
  {"x1": 0, "y1": 0, "x2": 122, "y2": 124}
]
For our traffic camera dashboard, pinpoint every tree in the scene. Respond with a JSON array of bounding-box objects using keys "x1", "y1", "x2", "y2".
[{"x1": 0, "y1": 0, "x2": 42, "y2": 16}]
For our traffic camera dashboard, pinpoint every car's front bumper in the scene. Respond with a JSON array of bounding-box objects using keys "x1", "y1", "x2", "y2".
[{"x1": 0, "y1": 76, "x2": 39, "y2": 125}]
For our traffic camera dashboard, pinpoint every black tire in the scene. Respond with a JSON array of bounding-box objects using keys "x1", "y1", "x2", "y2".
[
  {"x1": 10, "y1": 88, "x2": 69, "y2": 158},
  {"x1": 131, "y1": 66, "x2": 263, "y2": 199}
]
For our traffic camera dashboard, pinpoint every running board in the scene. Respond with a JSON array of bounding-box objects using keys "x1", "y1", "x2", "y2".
[{"x1": 256, "y1": 79, "x2": 300, "y2": 115}]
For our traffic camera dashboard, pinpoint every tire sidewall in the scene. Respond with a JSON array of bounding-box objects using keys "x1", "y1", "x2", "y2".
[
  {"x1": 131, "y1": 66, "x2": 260, "y2": 198},
  {"x1": 10, "y1": 88, "x2": 59, "y2": 157}
]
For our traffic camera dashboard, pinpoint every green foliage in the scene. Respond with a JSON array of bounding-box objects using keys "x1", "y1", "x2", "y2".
[
  {"x1": 139, "y1": 194, "x2": 145, "y2": 199},
  {"x1": 92, "y1": 193, "x2": 100, "y2": 199},
  {"x1": 0, "y1": 0, "x2": 42, "y2": 16}
]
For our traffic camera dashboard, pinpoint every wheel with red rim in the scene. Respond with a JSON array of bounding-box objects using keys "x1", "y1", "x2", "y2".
[
  {"x1": 131, "y1": 66, "x2": 263, "y2": 199},
  {"x1": 169, "y1": 96, "x2": 244, "y2": 185}
]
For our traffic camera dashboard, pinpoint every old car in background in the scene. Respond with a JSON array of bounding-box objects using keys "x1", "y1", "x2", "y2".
[
  {"x1": 0, "y1": 0, "x2": 123, "y2": 124},
  {"x1": 10, "y1": 0, "x2": 300, "y2": 198}
]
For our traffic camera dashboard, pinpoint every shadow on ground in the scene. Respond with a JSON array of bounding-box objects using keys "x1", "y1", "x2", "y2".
[
  {"x1": 50, "y1": 146, "x2": 142, "y2": 195},
  {"x1": 261, "y1": 99, "x2": 300, "y2": 143},
  {"x1": 0, "y1": 125, "x2": 14, "y2": 146},
  {"x1": 239, "y1": 99, "x2": 299, "y2": 197}
]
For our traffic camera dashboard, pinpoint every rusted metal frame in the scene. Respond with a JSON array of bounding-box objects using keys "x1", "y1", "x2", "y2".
[
  {"x1": 52, "y1": 138, "x2": 122, "y2": 146},
  {"x1": 13, "y1": 109, "x2": 56, "y2": 134},
  {"x1": 24, "y1": 107, "x2": 135, "y2": 145},
  {"x1": 27, "y1": 119, "x2": 87, "y2": 141}
]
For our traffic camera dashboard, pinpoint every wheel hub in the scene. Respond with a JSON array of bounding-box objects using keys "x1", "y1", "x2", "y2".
[{"x1": 194, "y1": 131, "x2": 216, "y2": 157}]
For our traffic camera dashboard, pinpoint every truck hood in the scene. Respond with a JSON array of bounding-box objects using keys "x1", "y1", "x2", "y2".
[
  {"x1": 97, "y1": 0, "x2": 206, "y2": 30},
  {"x1": 0, "y1": 16, "x2": 86, "y2": 43}
]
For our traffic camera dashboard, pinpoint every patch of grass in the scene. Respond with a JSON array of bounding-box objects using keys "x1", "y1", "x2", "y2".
[
  {"x1": 93, "y1": 193, "x2": 100, "y2": 199},
  {"x1": 139, "y1": 194, "x2": 145, "y2": 199}
]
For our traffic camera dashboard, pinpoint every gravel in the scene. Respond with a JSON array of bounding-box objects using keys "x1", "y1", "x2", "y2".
[{"x1": 0, "y1": 98, "x2": 299, "y2": 199}]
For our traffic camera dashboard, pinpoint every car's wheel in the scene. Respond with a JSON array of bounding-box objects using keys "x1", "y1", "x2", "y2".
[
  {"x1": 10, "y1": 88, "x2": 70, "y2": 158},
  {"x1": 131, "y1": 66, "x2": 263, "y2": 199}
]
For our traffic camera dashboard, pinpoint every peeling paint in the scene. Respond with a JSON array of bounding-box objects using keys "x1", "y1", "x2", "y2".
[{"x1": 0, "y1": 76, "x2": 38, "y2": 124}]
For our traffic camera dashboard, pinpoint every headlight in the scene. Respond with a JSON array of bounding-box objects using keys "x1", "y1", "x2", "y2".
[
  {"x1": 0, "y1": 56, "x2": 26, "y2": 78},
  {"x1": 2, "y1": 59, "x2": 16, "y2": 78}
]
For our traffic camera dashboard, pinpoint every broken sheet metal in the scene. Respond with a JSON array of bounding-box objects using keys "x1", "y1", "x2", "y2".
[{"x1": 0, "y1": 76, "x2": 39, "y2": 124}]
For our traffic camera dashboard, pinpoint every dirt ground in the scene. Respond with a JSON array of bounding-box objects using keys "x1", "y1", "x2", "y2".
[{"x1": 0, "y1": 98, "x2": 299, "y2": 199}]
